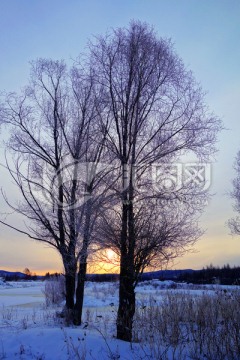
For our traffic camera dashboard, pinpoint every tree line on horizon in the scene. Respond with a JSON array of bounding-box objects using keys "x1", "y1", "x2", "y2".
[{"x1": 2, "y1": 263, "x2": 240, "y2": 286}]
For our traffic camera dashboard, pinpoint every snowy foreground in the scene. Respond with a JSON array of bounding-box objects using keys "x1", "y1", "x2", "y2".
[{"x1": 0, "y1": 279, "x2": 239, "y2": 360}]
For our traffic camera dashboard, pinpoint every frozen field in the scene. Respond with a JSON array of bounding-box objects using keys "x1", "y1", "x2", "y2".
[{"x1": 0, "y1": 279, "x2": 239, "y2": 359}]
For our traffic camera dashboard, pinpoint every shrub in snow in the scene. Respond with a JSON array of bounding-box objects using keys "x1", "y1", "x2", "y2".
[
  {"x1": 91, "y1": 282, "x2": 118, "y2": 300},
  {"x1": 133, "y1": 289, "x2": 240, "y2": 359},
  {"x1": 0, "y1": 279, "x2": 5, "y2": 286},
  {"x1": 42, "y1": 276, "x2": 65, "y2": 307},
  {"x1": 138, "y1": 279, "x2": 177, "y2": 290}
]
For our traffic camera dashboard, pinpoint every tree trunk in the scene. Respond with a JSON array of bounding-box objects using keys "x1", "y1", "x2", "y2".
[
  {"x1": 65, "y1": 273, "x2": 75, "y2": 310},
  {"x1": 73, "y1": 259, "x2": 87, "y2": 325},
  {"x1": 117, "y1": 201, "x2": 136, "y2": 342},
  {"x1": 117, "y1": 257, "x2": 136, "y2": 342},
  {"x1": 60, "y1": 266, "x2": 76, "y2": 323},
  {"x1": 73, "y1": 195, "x2": 92, "y2": 325},
  {"x1": 64, "y1": 259, "x2": 77, "y2": 311}
]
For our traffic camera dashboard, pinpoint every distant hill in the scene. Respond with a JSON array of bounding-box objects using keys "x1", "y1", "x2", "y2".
[
  {"x1": 0, "y1": 270, "x2": 26, "y2": 278},
  {"x1": 1, "y1": 269, "x2": 194, "y2": 282},
  {"x1": 1, "y1": 266, "x2": 239, "y2": 285},
  {"x1": 0, "y1": 270, "x2": 43, "y2": 280},
  {"x1": 86, "y1": 269, "x2": 195, "y2": 282},
  {"x1": 86, "y1": 267, "x2": 240, "y2": 284},
  {"x1": 140, "y1": 269, "x2": 195, "y2": 281},
  {"x1": 0, "y1": 268, "x2": 195, "y2": 282}
]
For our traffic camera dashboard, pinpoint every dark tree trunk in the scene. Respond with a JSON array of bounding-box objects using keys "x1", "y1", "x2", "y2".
[
  {"x1": 73, "y1": 196, "x2": 92, "y2": 325},
  {"x1": 73, "y1": 259, "x2": 87, "y2": 325},
  {"x1": 117, "y1": 200, "x2": 136, "y2": 342},
  {"x1": 63, "y1": 255, "x2": 77, "y2": 313},
  {"x1": 65, "y1": 271, "x2": 76, "y2": 310},
  {"x1": 117, "y1": 260, "x2": 136, "y2": 342}
]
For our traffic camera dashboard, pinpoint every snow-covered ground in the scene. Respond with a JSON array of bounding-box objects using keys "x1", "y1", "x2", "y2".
[{"x1": 0, "y1": 279, "x2": 239, "y2": 359}]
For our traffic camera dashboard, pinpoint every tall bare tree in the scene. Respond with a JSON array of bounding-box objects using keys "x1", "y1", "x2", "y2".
[
  {"x1": 229, "y1": 150, "x2": 240, "y2": 236},
  {"x1": 0, "y1": 58, "x2": 107, "y2": 324},
  {"x1": 90, "y1": 21, "x2": 221, "y2": 341}
]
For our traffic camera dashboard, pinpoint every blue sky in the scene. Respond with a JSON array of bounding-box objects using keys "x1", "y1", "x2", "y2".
[{"x1": 0, "y1": 0, "x2": 240, "y2": 273}]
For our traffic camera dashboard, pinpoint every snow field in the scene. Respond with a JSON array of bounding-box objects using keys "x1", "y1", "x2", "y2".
[{"x1": 0, "y1": 280, "x2": 240, "y2": 359}]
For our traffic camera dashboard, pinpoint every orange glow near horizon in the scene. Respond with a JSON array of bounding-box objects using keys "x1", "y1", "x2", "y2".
[
  {"x1": 0, "y1": 266, "x2": 63, "y2": 277},
  {"x1": 87, "y1": 249, "x2": 120, "y2": 274},
  {"x1": 2, "y1": 228, "x2": 240, "y2": 276},
  {"x1": 0, "y1": 249, "x2": 120, "y2": 276}
]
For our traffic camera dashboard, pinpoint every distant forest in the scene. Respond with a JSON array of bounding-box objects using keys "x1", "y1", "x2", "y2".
[
  {"x1": 177, "y1": 264, "x2": 240, "y2": 285},
  {"x1": 1, "y1": 264, "x2": 240, "y2": 285}
]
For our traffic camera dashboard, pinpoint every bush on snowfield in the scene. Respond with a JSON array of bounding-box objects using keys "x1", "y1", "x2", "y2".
[
  {"x1": 42, "y1": 276, "x2": 65, "y2": 307},
  {"x1": 134, "y1": 289, "x2": 240, "y2": 360}
]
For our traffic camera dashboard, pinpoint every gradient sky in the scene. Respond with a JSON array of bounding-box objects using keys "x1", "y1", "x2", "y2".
[{"x1": 0, "y1": 0, "x2": 240, "y2": 274}]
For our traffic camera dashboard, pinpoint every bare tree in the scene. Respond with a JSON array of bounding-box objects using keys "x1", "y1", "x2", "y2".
[
  {"x1": 23, "y1": 267, "x2": 32, "y2": 277},
  {"x1": 0, "y1": 58, "x2": 107, "y2": 324},
  {"x1": 90, "y1": 21, "x2": 221, "y2": 341},
  {"x1": 229, "y1": 150, "x2": 240, "y2": 235}
]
